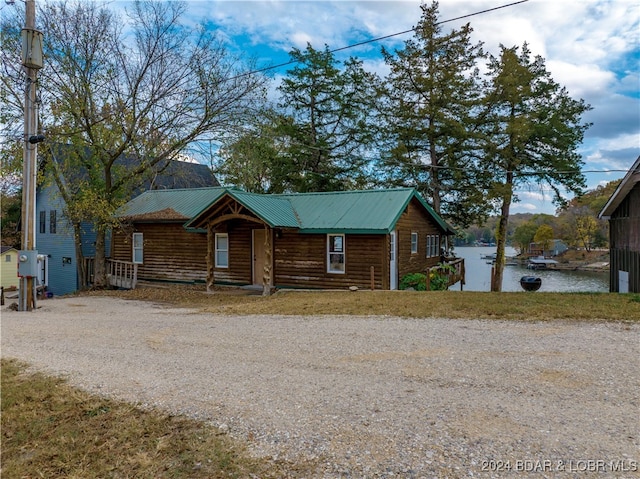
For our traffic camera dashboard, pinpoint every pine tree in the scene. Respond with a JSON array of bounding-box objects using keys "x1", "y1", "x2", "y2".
[
  {"x1": 378, "y1": 1, "x2": 486, "y2": 228},
  {"x1": 277, "y1": 44, "x2": 380, "y2": 192},
  {"x1": 482, "y1": 44, "x2": 591, "y2": 291}
]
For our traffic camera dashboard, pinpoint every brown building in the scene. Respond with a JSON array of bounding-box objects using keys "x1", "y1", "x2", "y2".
[
  {"x1": 113, "y1": 187, "x2": 456, "y2": 293},
  {"x1": 599, "y1": 156, "x2": 640, "y2": 293}
]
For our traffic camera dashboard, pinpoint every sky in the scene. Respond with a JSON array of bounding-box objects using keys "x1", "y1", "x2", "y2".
[
  {"x1": 52, "y1": 0, "x2": 640, "y2": 214},
  {"x1": 179, "y1": 0, "x2": 639, "y2": 215}
]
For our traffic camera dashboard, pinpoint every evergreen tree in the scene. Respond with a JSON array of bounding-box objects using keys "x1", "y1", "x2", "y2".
[
  {"x1": 377, "y1": 1, "x2": 486, "y2": 227},
  {"x1": 276, "y1": 44, "x2": 380, "y2": 192},
  {"x1": 481, "y1": 44, "x2": 591, "y2": 291}
]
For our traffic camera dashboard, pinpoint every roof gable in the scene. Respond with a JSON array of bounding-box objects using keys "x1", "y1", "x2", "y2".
[{"x1": 599, "y1": 156, "x2": 640, "y2": 218}]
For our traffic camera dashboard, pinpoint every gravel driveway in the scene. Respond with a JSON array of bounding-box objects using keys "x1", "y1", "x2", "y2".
[{"x1": 2, "y1": 296, "x2": 639, "y2": 478}]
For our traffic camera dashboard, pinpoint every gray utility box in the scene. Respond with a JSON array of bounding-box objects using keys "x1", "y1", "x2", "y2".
[{"x1": 18, "y1": 250, "x2": 39, "y2": 278}]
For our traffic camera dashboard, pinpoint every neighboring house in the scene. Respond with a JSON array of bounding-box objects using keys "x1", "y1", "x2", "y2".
[
  {"x1": 0, "y1": 246, "x2": 19, "y2": 290},
  {"x1": 36, "y1": 152, "x2": 219, "y2": 296},
  {"x1": 113, "y1": 187, "x2": 456, "y2": 292},
  {"x1": 528, "y1": 239, "x2": 569, "y2": 257},
  {"x1": 599, "y1": 156, "x2": 640, "y2": 293}
]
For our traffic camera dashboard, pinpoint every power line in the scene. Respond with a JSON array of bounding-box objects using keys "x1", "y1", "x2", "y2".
[{"x1": 231, "y1": 0, "x2": 530, "y2": 80}]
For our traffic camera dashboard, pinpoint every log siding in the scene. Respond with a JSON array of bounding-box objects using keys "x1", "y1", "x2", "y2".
[
  {"x1": 274, "y1": 231, "x2": 387, "y2": 290},
  {"x1": 112, "y1": 223, "x2": 208, "y2": 283},
  {"x1": 395, "y1": 198, "x2": 444, "y2": 280}
]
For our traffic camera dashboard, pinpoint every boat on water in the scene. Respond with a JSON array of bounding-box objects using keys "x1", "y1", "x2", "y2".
[
  {"x1": 482, "y1": 252, "x2": 519, "y2": 265},
  {"x1": 527, "y1": 256, "x2": 559, "y2": 270}
]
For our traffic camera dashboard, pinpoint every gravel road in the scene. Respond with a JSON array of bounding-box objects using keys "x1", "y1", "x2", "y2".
[{"x1": 2, "y1": 296, "x2": 639, "y2": 478}]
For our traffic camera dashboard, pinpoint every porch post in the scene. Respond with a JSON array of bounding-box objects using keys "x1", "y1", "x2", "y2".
[
  {"x1": 206, "y1": 223, "x2": 215, "y2": 292},
  {"x1": 262, "y1": 224, "x2": 272, "y2": 296}
]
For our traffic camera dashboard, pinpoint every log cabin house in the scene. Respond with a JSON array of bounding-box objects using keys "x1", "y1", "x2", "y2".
[
  {"x1": 113, "y1": 187, "x2": 457, "y2": 294},
  {"x1": 599, "y1": 155, "x2": 640, "y2": 293}
]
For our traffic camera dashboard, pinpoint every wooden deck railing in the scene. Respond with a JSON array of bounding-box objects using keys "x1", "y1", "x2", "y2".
[
  {"x1": 426, "y1": 257, "x2": 466, "y2": 291},
  {"x1": 82, "y1": 257, "x2": 138, "y2": 290},
  {"x1": 106, "y1": 259, "x2": 138, "y2": 289}
]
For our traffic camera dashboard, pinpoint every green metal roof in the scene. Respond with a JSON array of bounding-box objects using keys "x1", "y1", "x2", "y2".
[
  {"x1": 276, "y1": 188, "x2": 421, "y2": 233},
  {"x1": 115, "y1": 187, "x2": 225, "y2": 220},
  {"x1": 120, "y1": 186, "x2": 454, "y2": 234},
  {"x1": 223, "y1": 190, "x2": 300, "y2": 228}
]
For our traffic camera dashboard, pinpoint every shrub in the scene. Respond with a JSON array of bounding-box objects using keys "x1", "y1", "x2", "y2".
[
  {"x1": 429, "y1": 271, "x2": 449, "y2": 291},
  {"x1": 400, "y1": 273, "x2": 426, "y2": 291},
  {"x1": 429, "y1": 263, "x2": 457, "y2": 291}
]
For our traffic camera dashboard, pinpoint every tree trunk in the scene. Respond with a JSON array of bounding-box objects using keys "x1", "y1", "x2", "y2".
[
  {"x1": 262, "y1": 225, "x2": 272, "y2": 296},
  {"x1": 93, "y1": 229, "x2": 107, "y2": 288},
  {"x1": 73, "y1": 222, "x2": 88, "y2": 290},
  {"x1": 492, "y1": 172, "x2": 514, "y2": 292}
]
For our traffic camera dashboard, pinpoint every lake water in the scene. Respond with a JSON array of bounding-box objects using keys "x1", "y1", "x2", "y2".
[{"x1": 449, "y1": 246, "x2": 609, "y2": 293}]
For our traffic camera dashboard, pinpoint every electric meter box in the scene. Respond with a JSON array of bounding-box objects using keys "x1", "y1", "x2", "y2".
[{"x1": 18, "y1": 250, "x2": 39, "y2": 278}]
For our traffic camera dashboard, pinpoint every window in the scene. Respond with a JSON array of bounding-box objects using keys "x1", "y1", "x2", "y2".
[
  {"x1": 132, "y1": 232, "x2": 143, "y2": 264},
  {"x1": 49, "y1": 210, "x2": 57, "y2": 234},
  {"x1": 426, "y1": 234, "x2": 440, "y2": 258},
  {"x1": 327, "y1": 234, "x2": 345, "y2": 274},
  {"x1": 39, "y1": 211, "x2": 46, "y2": 234},
  {"x1": 411, "y1": 232, "x2": 418, "y2": 254},
  {"x1": 5, "y1": 253, "x2": 11, "y2": 262},
  {"x1": 215, "y1": 233, "x2": 229, "y2": 268}
]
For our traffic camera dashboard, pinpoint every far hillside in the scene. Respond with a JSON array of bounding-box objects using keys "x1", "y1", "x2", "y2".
[{"x1": 455, "y1": 180, "x2": 621, "y2": 254}]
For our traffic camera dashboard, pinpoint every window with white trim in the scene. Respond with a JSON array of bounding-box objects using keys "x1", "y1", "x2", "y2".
[
  {"x1": 215, "y1": 233, "x2": 229, "y2": 268},
  {"x1": 426, "y1": 234, "x2": 440, "y2": 258},
  {"x1": 411, "y1": 232, "x2": 418, "y2": 254},
  {"x1": 132, "y1": 232, "x2": 144, "y2": 264},
  {"x1": 327, "y1": 234, "x2": 345, "y2": 274}
]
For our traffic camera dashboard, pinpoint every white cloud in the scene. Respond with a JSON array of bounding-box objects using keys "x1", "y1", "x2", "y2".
[
  {"x1": 511, "y1": 202, "x2": 538, "y2": 212},
  {"x1": 545, "y1": 61, "x2": 614, "y2": 99}
]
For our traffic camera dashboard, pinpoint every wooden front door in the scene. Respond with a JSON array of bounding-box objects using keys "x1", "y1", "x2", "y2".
[{"x1": 252, "y1": 229, "x2": 266, "y2": 285}]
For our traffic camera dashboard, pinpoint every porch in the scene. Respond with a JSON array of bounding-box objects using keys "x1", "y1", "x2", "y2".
[
  {"x1": 425, "y1": 257, "x2": 466, "y2": 291},
  {"x1": 83, "y1": 258, "x2": 138, "y2": 290}
]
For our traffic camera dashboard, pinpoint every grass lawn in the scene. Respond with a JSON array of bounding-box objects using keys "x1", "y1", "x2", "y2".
[
  {"x1": 1, "y1": 359, "x2": 311, "y2": 478},
  {"x1": 94, "y1": 286, "x2": 640, "y2": 322}
]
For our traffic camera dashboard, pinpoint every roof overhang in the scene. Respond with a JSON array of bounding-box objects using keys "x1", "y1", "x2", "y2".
[{"x1": 599, "y1": 156, "x2": 640, "y2": 219}]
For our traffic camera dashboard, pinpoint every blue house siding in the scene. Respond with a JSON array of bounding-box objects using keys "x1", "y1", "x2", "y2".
[{"x1": 36, "y1": 183, "x2": 78, "y2": 296}]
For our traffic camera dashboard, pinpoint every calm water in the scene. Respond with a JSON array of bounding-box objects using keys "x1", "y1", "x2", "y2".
[{"x1": 450, "y1": 246, "x2": 609, "y2": 293}]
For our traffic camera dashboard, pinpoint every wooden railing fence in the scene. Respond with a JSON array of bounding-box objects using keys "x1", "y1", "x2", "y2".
[
  {"x1": 107, "y1": 259, "x2": 138, "y2": 289},
  {"x1": 82, "y1": 257, "x2": 138, "y2": 290},
  {"x1": 426, "y1": 257, "x2": 466, "y2": 291}
]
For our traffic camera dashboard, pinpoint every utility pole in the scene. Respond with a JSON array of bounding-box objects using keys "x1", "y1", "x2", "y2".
[{"x1": 18, "y1": 0, "x2": 44, "y2": 311}]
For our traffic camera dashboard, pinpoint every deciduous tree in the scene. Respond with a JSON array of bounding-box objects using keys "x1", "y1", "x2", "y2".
[
  {"x1": 2, "y1": 0, "x2": 266, "y2": 287},
  {"x1": 533, "y1": 224, "x2": 554, "y2": 255}
]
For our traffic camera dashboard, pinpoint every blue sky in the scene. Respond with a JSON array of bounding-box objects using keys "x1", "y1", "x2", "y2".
[{"x1": 121, "y1": 1, "x2": 639, "y2": 214}]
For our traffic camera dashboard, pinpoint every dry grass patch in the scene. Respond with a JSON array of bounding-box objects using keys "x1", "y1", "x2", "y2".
[
  {"x1": 88, "y1": 285, "x2": 640, "y2": 321},
  {"x1": 1, "y1": 359, "x2": 311, "y2": 478}
]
